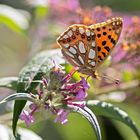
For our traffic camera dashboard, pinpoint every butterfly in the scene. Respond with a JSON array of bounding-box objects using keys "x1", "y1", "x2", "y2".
[{"x1": 57, "y1": 17, "x2": 123, "y2": 79}]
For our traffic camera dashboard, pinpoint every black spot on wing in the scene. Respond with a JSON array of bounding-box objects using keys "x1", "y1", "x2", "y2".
[
  {"x1": 108, "y1": 35, "x2": 111, "y2": 39},
  {"x1": 102, "y1": 52, "x2": 106, "y2": 57},
  {"x1": 97, "y1": 28, "x2": 100, "y2": 31},
  {"x1": 111, "y1": 38, "x2": 116, "y2": 44},
  {"x1": 97, "y1": 34, "x2": 101, "y2": 38},
  {"x1": 98, "y1": 55, "x2": 103, "y2": 61},
  {"x1": 103, "y1": 32, "x2": 107, "y2": 35},
  {"x1": 104, "y1": 46, "x2": 110, "y2": 52},
  {"x1": 97, "y1": 46, "x2": 101, "y2": 52},
  {"x1": 102, "y1": 41, "x2": 106, "y2": 46}
]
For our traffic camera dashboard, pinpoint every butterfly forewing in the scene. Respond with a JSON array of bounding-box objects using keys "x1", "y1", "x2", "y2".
[
  {"x1": 57, "y1": 24, "x2": 97, "y2": 70},
  {"x1": 90, "y1": 17, "x2": 123, "y2": 66}
]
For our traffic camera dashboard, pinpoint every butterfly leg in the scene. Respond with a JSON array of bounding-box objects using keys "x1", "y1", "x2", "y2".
[
  {"x1": 92, "y1": 71, "x2": 101, "y2": 80},
  {"x1": 62, "y1": 67, "x2": 78, "y2": 83}
]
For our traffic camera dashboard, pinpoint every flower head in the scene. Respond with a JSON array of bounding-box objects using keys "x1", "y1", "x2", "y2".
[{"x1": 20, "y1": 66, "x2": 89, "y2": 126}]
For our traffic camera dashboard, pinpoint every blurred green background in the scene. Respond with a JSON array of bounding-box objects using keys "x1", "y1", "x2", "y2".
[{"x1": 0, "y1": 0, "x2": 140, "y2": 140}]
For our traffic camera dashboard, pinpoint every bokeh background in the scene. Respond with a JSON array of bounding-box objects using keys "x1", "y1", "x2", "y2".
[{"x1": 0, "y1": 0, "x2": 140, "y2": 140}]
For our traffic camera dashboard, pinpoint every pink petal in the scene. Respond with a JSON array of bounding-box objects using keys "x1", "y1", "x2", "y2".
[
  {"x1": 20, "y1": 110, "x2": 34, "y2": 127},
  {"x1": 75, "y1": 89, "x2": 87, "y2": 101},
  {"x1": 54, "y1": 109, "x2": 69, "y2": 125}
]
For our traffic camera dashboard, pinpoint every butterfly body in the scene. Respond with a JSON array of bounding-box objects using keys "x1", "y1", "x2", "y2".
[{"x1": 57, "y1": 17, "x2": 123, "y2": 78}]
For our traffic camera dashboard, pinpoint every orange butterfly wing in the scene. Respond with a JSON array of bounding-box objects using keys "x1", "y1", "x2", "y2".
[
  {"x1": 90, "y1": 17, "x2": 123, "y2": 66},
  {"x1": 57, "y1": 17, "x2": 123, "y2": 77}
]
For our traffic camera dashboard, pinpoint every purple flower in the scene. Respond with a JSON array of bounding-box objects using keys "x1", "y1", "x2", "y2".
[
  {"x1": 49, "y1": 0, "x2": 80, "y2": 14},
  {"x1": 112, "y1": 15, "x2": 140, "y2": 67},
  {"x1": 112, "y1": 46, "x2": 127, "y2": 63},
  {"x1": 61, "y1": 76, "x2": 89, "y2": 106},
  {"x1": 91, "y1": 6, "x2": 113, "y2": 23},
  {"x1": 29, "y1": 103, "x2": 38, "y2": 110},
  {"x1": 20, "y1": 66, "x2": 89, "y2": 126},
  {"x1": 54, "y1": 109, "x2": 69, "y2": 124},
  {"x1": 74, "y1": 88, "x2": 87, "y2": 101},
  {"x1": 79, "y1": 76, "x2": 90, "y2": 90},
  {"x1": 66, "y1": 0, "x2": 80, "y2": 11},
  {"x1": 20, "y1": 110, "x2": 34, "y2": 127}
]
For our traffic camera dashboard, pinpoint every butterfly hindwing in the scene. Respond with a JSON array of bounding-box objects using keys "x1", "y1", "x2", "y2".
[{"x1": 57, "y1": 24, "x2": 97, "y2": 70}]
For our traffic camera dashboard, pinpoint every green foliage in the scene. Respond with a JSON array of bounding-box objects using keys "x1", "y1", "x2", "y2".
[
  {"x1": 35, "y1": 6, "x2": 49, "y2": 19},
  {"x1": 72, "y1": 106, "x2": 101, "y2": 140},
  {"x1": 87, "y1": 100, "x2": 140, "y2": 140},
  {"x1": 13, "y1": 49, "x2": 65, "y2": 136},
  {"x1": 123, "y1": 70, "x2": 133, "y2": 82},
  {"x1": 0, "y1": 4, "x2": 29, "y2": 34},
  {"x1": 0, "y1": 77, "x2": 18, "y2": 90},
  {"x1": 93, "y1": 0, "x2": 140, "y2": 11},
  {"x1": 0, "y1": 93, "x2": 34, "y2": 104}
]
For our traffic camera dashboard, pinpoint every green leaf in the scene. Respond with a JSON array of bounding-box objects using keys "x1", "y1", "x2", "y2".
[
  {"x1": 93, "y1": 0, "x2": 140, "y2": 12},
  {"x1": 0, "y1": 93, "x2": 34, "y2": 104},
  {"x1": 87, "y1": 100, "x2": 140, "y2": 140},
  {"x1": 35, "y1": 6, "x2": 49, "y2": 19},
  {"x1": 0, "y1": 77, "x2": 18, "y2": 90},
  {"x1": 69, "y1": 105, "x2": 101, "y2": 140},
  {"x1": 0, "y1": 4, "x2": 29, "y2": 34},
  {"x1": 13, "y1": 49, "x2": 65, "y2": 136},
  {"x1": 30, "y1": 1, "x2": 49, "y2": 20}
]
